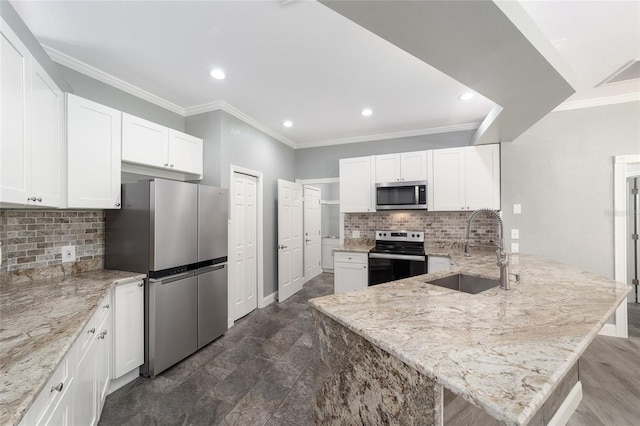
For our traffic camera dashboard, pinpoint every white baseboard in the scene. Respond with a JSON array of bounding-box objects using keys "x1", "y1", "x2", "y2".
[
  {"x1": 263, "y1": 291, "x2": 277, "y2": 306},
  {"x1": 548, "y1": 381, "x2": 582, "y2": 426},
  {"x1": 107, "y1": 368, "x2": 140, "y2": 395},
  {"x1": 598, "y1": 323, "x2": 618, "y2": 337}
]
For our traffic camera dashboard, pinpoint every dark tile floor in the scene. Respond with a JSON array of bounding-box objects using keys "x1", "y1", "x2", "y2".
[
  {"x1": 100, "y1": 273, "x2": 640, "y2": 426},
  {"x1": 98, "y1": 273, "x2": 333, "y2": 426}
]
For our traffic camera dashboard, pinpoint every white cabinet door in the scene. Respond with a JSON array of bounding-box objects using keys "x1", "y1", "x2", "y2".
[
  {"x1": 113, "y1": 281, "x2": 144, "y2": 379},
  {"x1": 339, "y1": 156, "x2": 374, "y2": 212},
  {"x1": 36, "y1": 375, "x2": 73, "y2": 426},
  {"x1": 375, "y1": 154, "x2": 401, "y2": 183},
  {"x1": 122, "y1": 113, "x2": 168, "y2": 168},
  {"x1": 30, "y1": 60, "x2": 64, "y2": 208},
  {"x1": 96, "y1": 313, "x2": 112, "y2": 415},
  {"x1": 74, "y1": 333, "x2": 97, "y2": 426},
  {"x1": 400, "y1": 151, "x2": 427, "y2": 182},
  {"x1": 67, "y1": 94, "x2": 122, "y2": 209},
  {"x1": 465, "y1": 145, "x2": 500, "y2": 210},
  {"x1": 431, "y1": 148, "x2": 465, "y2": 211},
  {"x1": 334, "y1": 261, "x2": 368, "y2": 294},
  {"x1": 428, "y1": 256, "x2": 451, "y2": 274},
  {"x1": 168, "y1": 129, "x2": 203, "y2": 175},
  {"x1": 1, "y1": 25, "x2": 30, "y2": 205}
]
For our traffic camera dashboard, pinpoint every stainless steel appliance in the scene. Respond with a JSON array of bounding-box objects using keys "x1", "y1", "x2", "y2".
[
  {"x1": 105, "y1": 179, "x2": 228, "y2": 377},
  {"x1": 368, "y1": 230, "x2": 427, "y2": 286},
  {"x1": 375, "y1": 180, "x2": 427, "y2": 210}
]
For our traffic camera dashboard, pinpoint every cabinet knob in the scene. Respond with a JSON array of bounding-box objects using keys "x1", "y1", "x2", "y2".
[
  {"x1": 164, "y1": 163, "x2": 169, "y2": 167},
  {"x1": 170, "y1": 164, "x2": 174, "y2": 168},
  {"x1": 98, "y1": 330, "x2": 107, "y2": 339},
  {"x1": 27, "y1": 196, "x2": 36, "y2": 201},
  {"x1": 103, "y1": 304, "x2": 110, "y2": 309},
  {"x1": 36, "y1": 197, "x2": 42, "y2": 202},
  {"x1": 50, "y1": 382, "x2": 63, "y2": 393},
  {"x1": 88, "y1": 328, "x2": 96, "y2": 334},
  {"x1": 138, "y1": 282, "x2": 144, "y2": 287}
]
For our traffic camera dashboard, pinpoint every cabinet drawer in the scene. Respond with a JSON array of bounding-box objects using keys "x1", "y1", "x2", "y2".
[
  {"x1": 94, "y1": 293, "x2": 112, "y2": 328},
  {"x1": 26, "y1": 348, "x2": 73, "y2": 426},
  {"x1": 334, "y1": 251, "x2": 368, "y2": 264}
]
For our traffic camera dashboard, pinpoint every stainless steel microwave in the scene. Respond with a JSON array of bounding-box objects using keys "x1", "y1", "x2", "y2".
[{"x1": 375, "y1": 181, "x2": 427, "y2": 210}]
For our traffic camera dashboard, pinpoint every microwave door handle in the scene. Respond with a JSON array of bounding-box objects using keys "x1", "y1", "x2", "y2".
[{"x1": 415, "y1": 185, "x2": 419, "y2": 204}]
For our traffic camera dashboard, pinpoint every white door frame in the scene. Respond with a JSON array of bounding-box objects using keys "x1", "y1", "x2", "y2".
[
  {"x1": 228, "y1": 165, "x2": 264, "y2": 329},
  {"x1": 605, "y1": 154, "x2": 640, "y2": 338}
]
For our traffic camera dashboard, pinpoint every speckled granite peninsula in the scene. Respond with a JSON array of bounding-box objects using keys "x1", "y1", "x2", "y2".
[
  {"x1": 0, "y1": 270, "x2": 145, "y2": 426},
  {"x1": 310, "y1": 252, "x2": 631, "y2": 425}
]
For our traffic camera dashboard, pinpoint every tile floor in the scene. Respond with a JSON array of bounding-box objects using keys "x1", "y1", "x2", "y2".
[
  {"x1": 98, "y1": 273, "x2": 333, "y2": 426},
  {"x1": 100, "y1": 273, "x2": 640, "y2": 426}
]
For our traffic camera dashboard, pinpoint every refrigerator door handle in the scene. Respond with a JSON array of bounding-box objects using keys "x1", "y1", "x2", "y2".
[
  {"x1": 149, "y1": 271, "x2": 195, "y2": 285},
  {"x1": 199, "y1": 264, "x2": 226, "y2": 274}
]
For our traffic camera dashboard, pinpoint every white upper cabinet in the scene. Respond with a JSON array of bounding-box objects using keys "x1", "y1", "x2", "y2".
[
  {"x1": 121, "y1": 113, "x2": 203, "y2": 177},
  {"x1": 429, "y1": 144, "x2": 500, "y2": 211},
  {"x1": 375, "y1": 151, "x2": 427, "y2": 183},
  {"x1": 1, "y1": 21, "x2": 64, "y2": 208},
  {"x1": 340, "y1": 156, "x2": 375, "y2": 213},
  {"x1": 168, "y1": 129, "x2": 203, "y2": 175},
  {"x1": 121, "y1": 113, "x2": 168, "y2": 169},
  {"x1": 67, "y1": 94, "x2": 122, "y2": 209}
]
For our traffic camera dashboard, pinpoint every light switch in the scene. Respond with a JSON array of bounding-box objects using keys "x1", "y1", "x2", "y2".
[
  {"x1": 513, "y1": 204, "x2": 522, "y2": 215},
  {"x1": 511, "y1": 229, "x2": 519, "y2": 239},
  {"x1": 511, "y1": 243, "x2": 520, "y2": 253},
  {"x1": 352, "y1": 230, "x2": 360, "y2": 238}
]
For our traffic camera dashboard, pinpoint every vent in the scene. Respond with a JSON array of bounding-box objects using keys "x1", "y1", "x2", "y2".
[{"x1": 598, "y1": 59, "x2": 640, "y2": 86}]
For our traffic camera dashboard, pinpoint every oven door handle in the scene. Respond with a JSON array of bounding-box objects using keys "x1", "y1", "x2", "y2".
[{"x1": 369, "y1": 253, "x2": 426, "y2": 261}]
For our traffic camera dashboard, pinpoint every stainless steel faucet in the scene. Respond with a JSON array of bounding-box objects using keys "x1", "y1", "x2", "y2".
[{"x1": 465, "y1": 208, "x2": 514, "y2": 290}]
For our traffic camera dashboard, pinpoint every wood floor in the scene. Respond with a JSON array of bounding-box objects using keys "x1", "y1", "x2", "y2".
[{"x1": 567, "y1": 313, "x2": 640, "y2": 426}]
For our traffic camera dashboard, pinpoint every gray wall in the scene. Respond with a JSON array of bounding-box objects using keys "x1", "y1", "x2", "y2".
[
  {"x1": 501, "y1": 101, "x2": 640, "y2": 279},
  {"x1": 58, "y1": 65, "x2": 185, "y2": 131},
  {"x1": 294, "y1": 129, "x2": 475, "y2": 179},
  {"x1": 1, "y1": 0, "x2": 70, "y2": 91},
  {"x1": 186, "y1": 110, "x2": 296, "y2": 297}
]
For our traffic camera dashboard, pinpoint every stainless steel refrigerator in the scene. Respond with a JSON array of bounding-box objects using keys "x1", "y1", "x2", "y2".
[{"x1": 105, "y1": 179, "x2": 228, "y2": 377}]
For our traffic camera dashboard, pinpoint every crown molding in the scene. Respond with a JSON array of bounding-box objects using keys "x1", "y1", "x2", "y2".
[
  {"x1": 185, "y1": 101, "x2": 296, "y2": 149},
  {"x1": 43, "y1": 45, "x2": 186, "y2": 115},
  {"x1": 295, "y1": 122, "x2": 480, "y2": 149},
  {"x1": 553, "y1": 92, "x2": 640, "y2": 112}
]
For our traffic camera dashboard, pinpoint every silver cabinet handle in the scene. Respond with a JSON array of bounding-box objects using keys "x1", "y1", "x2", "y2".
[
  {"x1": 164, "y1": 163, "x2": 169, "y2": 167},
  {"x1": 27, "y1": 196, "x2": 36, "y2": 201},
  {"x1": 170, "y1": 164, "x2": 174, "y2": 168},
  {"x1": 50, "y1": 382, "x2": 63, "y2": 393},
  {"x1": 103, "y1": 304, "x2": 110, "y2": 309},
  {"x1": 138, "y1": 281, "x2": 144, "y2": 287},
  {"x1": 305, "y1": 239, "x2": 312, "y2": 242},
  {"x1": 98, "y1": 330, "x2": 107, "y2": 339},
  {"x1": 36, "y1": 197, "x2": 42, "y2": 202},
  {"x1": 88, "y1": 328, "x2": 96, "y2": 334},
  {"x1": 115, "y1": 202, "x2": 121, "y2": 207}
]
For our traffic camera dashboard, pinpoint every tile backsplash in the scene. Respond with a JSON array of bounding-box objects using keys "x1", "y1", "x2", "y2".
[
  {"x1": 0, "y1": 209, "x2": 105, "y2": 280},
  {"x1": 345, "y1": 211, "x2": 500, "y2": 245}
]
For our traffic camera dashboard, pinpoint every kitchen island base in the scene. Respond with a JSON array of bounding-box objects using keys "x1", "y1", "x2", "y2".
[{"x1": 313, "y1": 310, "x2": 582, "y2": 425}]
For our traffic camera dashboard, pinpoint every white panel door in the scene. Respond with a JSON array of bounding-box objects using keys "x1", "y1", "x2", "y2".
[
  {"x1": 278, "y1": 179, "x2": 303, "y2": 302},
  {"x1": 168, "y1": 129, "x2": 203, "y2": 175},
  {"x1": 67, "y1": 94, "x2": 121, "y2": 209},
  {"x1": 30, "y1": 60, "x2": 64, "y2": 208},
  {"x1": 233, "y1": 172, "x2": 258, "y2": 319},
  {"x1": 400, "y1": 151, "x2": 428, "y2": 182},
  {"x1": 121, "y1": 113, "x2": 168, "y2": 168},
  {"x1": 303, "y1": 186, "x2": 322, "y2": 282},
  {"x1": 431, "y1": 148, "x2": 465, "y2": 211},
  {"x1": 375, "y1": 154, "x2": 401, "y2": 183},
  {"x1": 0, "y1": 26, "x2": 30, "y2": 204},
  {"x1": 465, "y1": 144, "x2": 501, "y2": 210}
]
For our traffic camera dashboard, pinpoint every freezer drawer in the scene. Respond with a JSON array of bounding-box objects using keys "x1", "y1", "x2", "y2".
[
  {"x1": 197, "y1": 264, "x2": 228, "y2": 349},
  {"x1": 148, "y1": 273, "x2": 198, "y2": 376}
]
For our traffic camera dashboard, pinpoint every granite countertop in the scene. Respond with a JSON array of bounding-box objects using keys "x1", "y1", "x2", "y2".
[
  {"x1": 333, "y1": 240, "x2": 374, "y2": 253},
  {"x1": 0, "y1": 270, "x2": 146, "y2": 426},
  {"x1": 309, "y1": 253, "x2": 631, "y2": 425}
]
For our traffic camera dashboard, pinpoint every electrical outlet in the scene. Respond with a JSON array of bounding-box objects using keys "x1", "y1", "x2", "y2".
[
  {"x1": 62, "y1": 246, "x2": 76, "y2": 263},
  {"x1": 513, "y1": 204, "x2": 522, "y2": 215},
  {"x1": 511, "y1": 243, "x2": 520, "y2": 253},
  {"x1": 352, "y1": 230, "x2": 360, "y2": 238},
  {"x1": 511, "y1": 229, "x2": 519, "y2": 239}
]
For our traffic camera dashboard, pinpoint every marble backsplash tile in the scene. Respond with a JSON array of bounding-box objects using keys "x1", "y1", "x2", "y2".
[
  {"x1": 344, "y1": 211, "x2": 500, "y2": 246},
  {"x1": 0, "y1": 209, "x2": 104, "y2": 282}
]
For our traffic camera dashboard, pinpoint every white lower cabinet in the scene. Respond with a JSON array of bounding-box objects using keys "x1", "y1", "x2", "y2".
[
  {"x1": 334, "y1": 251, "x2": 368, "y2": 293},
  {"x1": 113, "y1": 280, "x2": 144, "y2": 379},
  {"x1": 428, "y1": 256, "x2": 452, "y2": 274}
]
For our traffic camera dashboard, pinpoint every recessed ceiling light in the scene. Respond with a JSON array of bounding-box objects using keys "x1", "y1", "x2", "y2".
[
  {"x1": 459, "y1": 92, "x2": 474, "y2": 101},
  {"x1": 210, "y1": 68, "x2": 226, "y2": 80},
  {"x1": 283, "y1": 120, "x2": 293, "y2": 128},
  {"x1": 361, "y1": 108, "x2": 373, "y2": 117}
]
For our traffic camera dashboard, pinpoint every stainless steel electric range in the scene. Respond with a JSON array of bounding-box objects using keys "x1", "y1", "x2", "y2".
[{"x1": 368, "y1": 230, "x2": 427, "y2": 286}]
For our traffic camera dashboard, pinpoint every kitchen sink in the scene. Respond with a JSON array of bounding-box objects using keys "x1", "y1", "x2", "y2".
[{"x1": 426, "y1": 273, "x2": 499, "y2": 294}]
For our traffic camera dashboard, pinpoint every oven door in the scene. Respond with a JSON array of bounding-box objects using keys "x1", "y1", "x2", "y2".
[{"x1": 368, "y1": 253, "x2": 427, "y2": 286}]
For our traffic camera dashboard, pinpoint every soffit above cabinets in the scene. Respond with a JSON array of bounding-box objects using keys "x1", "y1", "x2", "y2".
[{"x1": 9, "y1": 1, "x2": 639, "y2": 148}]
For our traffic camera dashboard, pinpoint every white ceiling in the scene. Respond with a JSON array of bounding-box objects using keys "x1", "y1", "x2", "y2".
[{"x1": 9, "y1": 0, "x2": 640, "y2": 148}]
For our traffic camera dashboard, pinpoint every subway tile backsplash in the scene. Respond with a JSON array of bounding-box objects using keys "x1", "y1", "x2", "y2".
[
  {"x1": 0, "y1": 209, "x2": 105, "y2": 281},
  {"x1": 345, "y1": 211, "x2": 500, "y2": 245}
]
